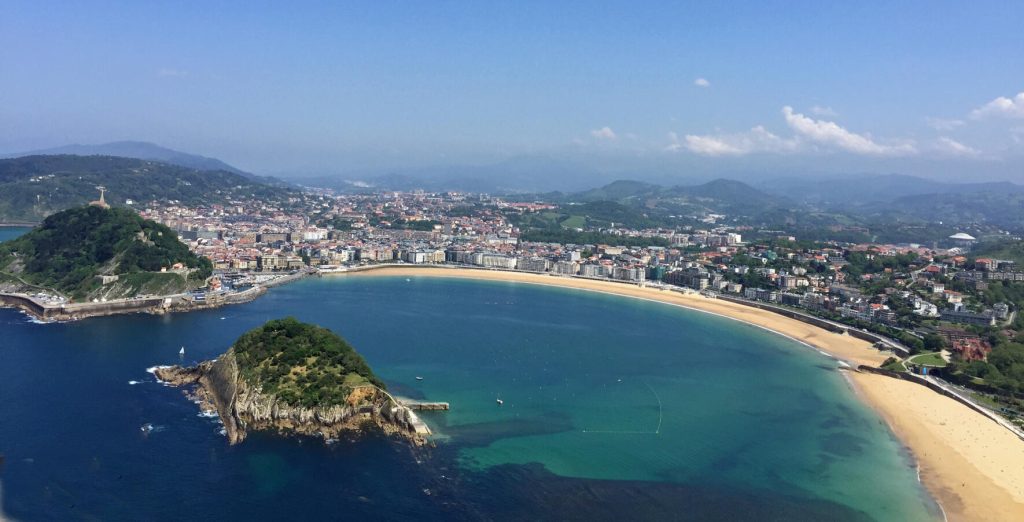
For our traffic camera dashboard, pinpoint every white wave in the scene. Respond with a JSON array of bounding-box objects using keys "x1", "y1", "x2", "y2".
[
  {"x1": 140, "y1": 423, "x2": 166, "y2": 434},
  {"x1": 197, "y1": 410, "x2": 219, "y2": 419},
  {"x1": 218, "y1": 427, "x2": 227, "y2": 436},
  {"x1": 146, "y1": 365, "x2": 173, "y2": 385}
]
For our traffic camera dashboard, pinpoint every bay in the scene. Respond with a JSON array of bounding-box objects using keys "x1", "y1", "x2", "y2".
[{"x1": 0, "y1": 275, "x2": 940, "y2": 521}]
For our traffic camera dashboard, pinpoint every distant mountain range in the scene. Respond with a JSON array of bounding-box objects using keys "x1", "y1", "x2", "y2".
[
  {"x1": 5, "y1": 141, "x2": 246, "y2": 174},
  {"x1": 2, "y1": 141, "x2": 1022, "y2": 231},
  {"x1": 2, "y1": 141, "x2": 290, "y2": 187},
  {"x1": 756, "y1": 173, "x2": 1024, "y2": 206},
  {"x1": 553, "y1": 177, "x2": 1024, "y2": 232},
  {"x1": 0, "y1": 155, "x2": 292, "y2": 222}
]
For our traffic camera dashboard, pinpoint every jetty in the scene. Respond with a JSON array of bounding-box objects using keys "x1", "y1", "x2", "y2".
[{"x1": 396, "y1": 398, "x2": 450, "y2": 411}]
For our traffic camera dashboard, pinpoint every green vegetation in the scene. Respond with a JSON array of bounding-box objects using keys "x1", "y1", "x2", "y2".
[
  {"x1": 972, "y1": 239, "x2": 1024, "y2": 266},
  {"x1": 880, "y1": 357, "x2": 907, "y2": 373},
  {"x1": 949, "y1": 343, "x2": 1024, "y2": 395},
  {"x1": 0, "y1": 205, "x2": 211, "y2": 299},
  {"x1": 558, "y1": 214, "x2": 587, "y2": 229},
  {"x1": 907, "y1": 351, "x2": 947, "y2": 368},
  {"x1": 842, "y1": 251, "x2": 919, "y2": 280},
  {"x1": 232, "y1": 317, "x2": 385, "y2": 408},
  {"x1": 0, "y1": 155, "x2": 292, "y2": 222},
  {"x1": 317, "y1": 216, "x2": 354, "y2": 231},
  {"x1": 387, "y1": 219, "x2": 440, "y2": 231}
]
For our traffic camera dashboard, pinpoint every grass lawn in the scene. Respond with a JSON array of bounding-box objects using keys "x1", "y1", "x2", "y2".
[
  {"x1": 907, "y1": 351, "x2": 947, "y2": 368},
  {"x1": 881, "y1": 360, "x2": 907, "y2": 372},
  {"x1": 559, "y1": 215, "x2": 586, "y2": 229}
]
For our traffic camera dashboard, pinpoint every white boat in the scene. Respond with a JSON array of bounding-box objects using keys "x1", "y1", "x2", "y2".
[
  {"x1": 415, "y1": 376, "x2": 424, "y2": 381},
  {"x1": 179, "y1": 346, "x2": 185, "y2": 355},
  {"x1": 496, "y1": 398, "x2": 504, "y2": 406}
]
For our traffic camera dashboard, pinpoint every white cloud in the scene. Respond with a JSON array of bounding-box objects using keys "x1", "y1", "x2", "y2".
[
  {"x1": 668, "y1": 126, "x2": 799, "y2": 156},
  {"x1": 157, "y1": 68, "x2": 188, "y2": 78},
  {"x1": 694, "y1": 77, "x2": 710, "y2": 88},
  {"x1": 810, "y1": 105, "x2": 838, "y2": 117},
  {"x1": 970, "y1": 91, "x2": 1024, "y2": 119},
  {"x1": 935, "y1": 137, "x2": 980, "y2": 157},
  {"x1": 926, "y1": 117, "x2": 965, "y2": 131},
  {"x1": 590, "y1": 126, "x2": 617, "y2": 140},
  {"x1": 782, "y1": 106, "x2": 916, "y2": 156}
]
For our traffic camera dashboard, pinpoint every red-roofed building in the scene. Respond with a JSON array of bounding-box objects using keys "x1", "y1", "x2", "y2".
[{"x1": 952, "y1": 338, "x2": 991, "y2": 362}]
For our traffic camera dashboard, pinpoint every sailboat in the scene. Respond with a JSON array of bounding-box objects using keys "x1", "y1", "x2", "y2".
[{"x1": 179, "y1": 346, "x2": 185, "y2": 355}]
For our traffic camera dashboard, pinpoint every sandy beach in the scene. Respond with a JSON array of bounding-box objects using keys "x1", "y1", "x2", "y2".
[
  {"x1": 851, "y1": 373, "x2": 1024, "y2": 521},
  {"x1": 340, "y1": 265, "x2": 1024, "y2": 520}
]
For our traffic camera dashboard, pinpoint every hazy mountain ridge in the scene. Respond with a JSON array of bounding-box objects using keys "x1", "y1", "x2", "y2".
[
  {"x1": 757, "y1": 173, "x2": 1024, "y2": 206},
  {"x1": 0, "y1": 155, "x2": 291, "y2": 222},
  {"x1": 3, "y1": 141, "x2": 292, "y2": 187}
]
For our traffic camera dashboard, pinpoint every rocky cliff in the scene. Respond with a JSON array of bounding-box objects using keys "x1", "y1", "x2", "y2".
[{"x1": 154, "y1": 350, "x2": 429, "y2": 446}]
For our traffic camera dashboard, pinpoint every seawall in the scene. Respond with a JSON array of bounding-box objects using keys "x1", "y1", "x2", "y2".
[{"x1": 858, "y1": 365, "x2": 1024, "y2": 441}]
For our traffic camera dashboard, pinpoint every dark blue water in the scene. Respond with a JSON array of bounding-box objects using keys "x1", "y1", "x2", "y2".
[{"x1": 0, "y1": 276, "x2": 939, "y2": 521}]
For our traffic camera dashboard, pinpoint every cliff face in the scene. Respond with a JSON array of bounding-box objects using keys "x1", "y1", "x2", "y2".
[{"x1": 154, "y1": 351, "x2": 428, "y2": 445}]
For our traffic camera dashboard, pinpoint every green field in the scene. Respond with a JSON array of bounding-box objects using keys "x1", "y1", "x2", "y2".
[
  {"x1": 907, "y1": 351, "x2": 947, "y2": 368},
  {"x1": 559, "y1": 214, "x2": 586, "y2": 229}
]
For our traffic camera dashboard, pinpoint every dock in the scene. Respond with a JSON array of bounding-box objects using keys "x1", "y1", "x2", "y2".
[{"x1": 397, "y1": 398, "x2": 450, "y2": 411}]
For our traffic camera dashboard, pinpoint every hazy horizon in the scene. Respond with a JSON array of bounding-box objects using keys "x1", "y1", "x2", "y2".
[{"x1": 2, "y1": 1, "x2": 1023, "y2": 183}]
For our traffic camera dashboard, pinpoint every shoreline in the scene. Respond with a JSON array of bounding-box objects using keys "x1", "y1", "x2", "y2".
[
  {"x1": 0, "y1": 284, "x2": 267, "y2": 323},
  {"x1": 336, "y1": 264, "x2": 1024, "y2": 520}
]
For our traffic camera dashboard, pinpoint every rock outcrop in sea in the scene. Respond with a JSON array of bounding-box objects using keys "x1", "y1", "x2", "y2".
[{"x1": 154, "y1": 350, "x2": 430, "y2": 445}]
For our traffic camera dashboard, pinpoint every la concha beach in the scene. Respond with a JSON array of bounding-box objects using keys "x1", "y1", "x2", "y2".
[{"x1": 340, "y1": 265, "x2": 1024, "y2": 521}]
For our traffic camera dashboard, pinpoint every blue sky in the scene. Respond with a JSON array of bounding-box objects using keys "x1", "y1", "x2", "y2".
[{"x1": 2, "y1": 1, "x2": 1023, "y2": 181}]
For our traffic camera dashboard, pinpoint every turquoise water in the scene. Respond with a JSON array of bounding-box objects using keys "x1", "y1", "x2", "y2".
[
  {"x1": 0, "y1": 226, "x2": 31, "y2": 242},
  {"x1": 0, "y1": 275, "x2": 940, "y2": 520}
]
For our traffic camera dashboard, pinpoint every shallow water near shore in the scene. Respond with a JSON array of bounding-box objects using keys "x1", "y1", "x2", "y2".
[
  {"x1": 0, "y1": 275, "x2": 941, "y2": 520},
  {"x1": 0, "y1": 226, "x2": 31, "y2": 242}
]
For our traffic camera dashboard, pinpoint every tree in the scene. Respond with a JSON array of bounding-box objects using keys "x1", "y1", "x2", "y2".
[{"x1": 923, "y1": 333, "x2": 946, "y2": 352}]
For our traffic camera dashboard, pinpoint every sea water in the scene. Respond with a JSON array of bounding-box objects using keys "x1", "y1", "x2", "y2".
[
  {"x1": 0, "y1": 226, "x2": 31, "y2": 243},
  {"x1": 0, "y1": 275, "x2": 940, "y2": 520}
]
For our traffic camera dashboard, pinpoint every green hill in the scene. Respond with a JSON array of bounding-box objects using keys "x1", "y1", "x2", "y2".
[
  {"x1": 971, "y1": 238, "x2": 1024, "y2": 265},
  {"x1": 0, "y1": 155, "x2": 290, "y2": 222},
  {"x1": 232, "y1": 317, "x2": 385, "y2": 407},
  {"x1": 0, "y1": 205, "x2": 211, "y2": 299}
]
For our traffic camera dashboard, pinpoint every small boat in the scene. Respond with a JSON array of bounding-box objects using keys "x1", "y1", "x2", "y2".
[
  {"x1": 140, "y1": 423, "x2": 154, "y2": 433},
  {"x1": 496, "y1": 398, "x2": 504, "y2": 406},
  {"x1": 179, "y1": 346, "x2": 185, "y2": 355},
  {"x1": 415, "y1": 376, "x2": 424, "y2": 381}
]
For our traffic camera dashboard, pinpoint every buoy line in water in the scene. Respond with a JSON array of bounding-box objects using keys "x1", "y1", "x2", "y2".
[{"x1": 581, "y1": 381, "x2": 662, "y2": 435}]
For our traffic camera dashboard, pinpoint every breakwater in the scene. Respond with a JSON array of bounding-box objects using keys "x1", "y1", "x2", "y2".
[{"x1": 0, "y1": 285, "x2": 267, "y2": 322}]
